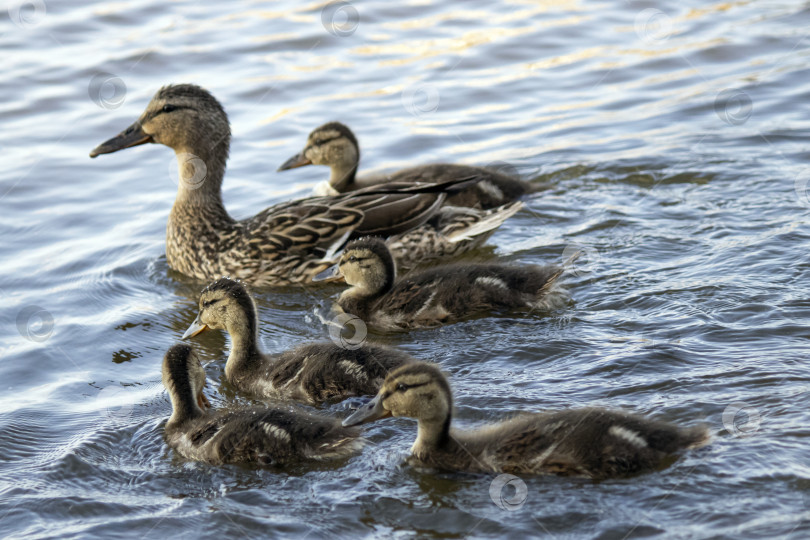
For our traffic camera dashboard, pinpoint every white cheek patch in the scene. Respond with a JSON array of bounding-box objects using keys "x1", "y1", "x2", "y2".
[
  {"x1": 262, "y1": 423, "x2": 292, "y2": 443},
  {"x1": 475, "y1": 276, "x2": 508, "y2": 289},
  {"x1": 338, "y1": 360, "x2": 369, "y2": 383},
  {"x1": 609, "y1": 425, "x2": 648, "y2": 448}
]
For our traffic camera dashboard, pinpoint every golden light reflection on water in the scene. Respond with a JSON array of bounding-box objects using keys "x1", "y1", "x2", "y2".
[{"x1": 359, "y1": 15, "x2": 590, "y2": 67}]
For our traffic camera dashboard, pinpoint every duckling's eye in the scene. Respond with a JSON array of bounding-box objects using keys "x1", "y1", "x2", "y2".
[
  {"x1": 396, "y1": 383, "x2": 409, "y2": 392},
  {"x1": 348, "y1": 255, "x2": 357, "y2": 263},
  {"x1": 162, "y1": 104, "x2": 177, "y2": 113},
  {"x1": 202, "y1": 299, "x2": 217, "y2": 308}
]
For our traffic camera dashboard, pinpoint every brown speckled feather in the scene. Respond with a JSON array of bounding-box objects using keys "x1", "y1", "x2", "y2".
[{"x1": 167, "y1": 406, "x2": 363, "y2": 466}]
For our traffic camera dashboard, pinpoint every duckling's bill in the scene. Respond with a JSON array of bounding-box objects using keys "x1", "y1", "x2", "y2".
[
  {"x1": 342, "y1": 394, "x2": 392, "y2": 427},
  {"x1": 278, "y1": 152, "x2": 312, "y2": 171},
  {"x1": 313, "y1": 263, "x2": 342, "y2": 282},
  {"x1": 182, "y1": 317, "x2": 209, "y2": 339},
  {"x1": 89, "y1": 121, "x2": 153, "y2": 158}
]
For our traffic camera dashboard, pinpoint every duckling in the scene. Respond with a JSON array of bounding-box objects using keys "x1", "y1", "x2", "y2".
[
  {"x1": 90, "y1": 84, "x2": 480, "y2": 286},
  {"x1": 343, "y1": 363, "x2": 709, "y2": 478},
  {"x1": 162, "y1": 343, "x2": 363, "y2": 466},
  {"x1": 182, "y1": 277, "x2": 414, "y2": 405},
  {"x1": 315, "y1": 236, "x2": 568, "y2": 331},
  {"x1": 278, "y1": 121, "x2": 538, "y2": 209}
]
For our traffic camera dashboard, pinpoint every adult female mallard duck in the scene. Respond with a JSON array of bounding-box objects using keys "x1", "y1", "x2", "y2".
[
  {"x1": 315, "y1": 236, "x2": 569, "y2": 331},
  {"x1": 278, "y1": 121, "x2": 538, "y2": 209},
  {"x1": 162, "y1": 343, "x2": 363, "y2": 466},
  {"x1": 89, "y1": 84, "x2": 482, "y2": 286},
  {"x1": 343, "y1": 363, "x2": 710, "y2": 478},
  {"x1": 181, "y1": 277, "x2": 414, "y2": 405}
]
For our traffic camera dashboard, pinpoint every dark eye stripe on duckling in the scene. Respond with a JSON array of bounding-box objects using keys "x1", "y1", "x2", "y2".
[
  {"x1": 339, "y1": 256, "x2": 369, "y2": 266},
  {"x1": 393, "y1": 381, "x2": 429, "y2": 393},
  {"x1": 311, "y1": 135, "x2": 342, "y2": 147}
]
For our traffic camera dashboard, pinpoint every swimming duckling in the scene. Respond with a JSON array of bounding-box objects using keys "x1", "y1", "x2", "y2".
[
  {"x1": 278, "y1": 121, "x2": 538, "y2": 209},
  {"x1": 343, "y1": 363, "x2": 710, "y2": 478},
  {"x1": 315, "y1": 237, "x2": 568, "y2": 331},
  {"x1": 182, "y1": 277, "x2": 414, "y2": 404},
  {"x1": 89, "y1": 84, "x2": 481, "y2": 286},
  {"x1": 162, "y1": 343, "x2": 363, "y2": 466}
]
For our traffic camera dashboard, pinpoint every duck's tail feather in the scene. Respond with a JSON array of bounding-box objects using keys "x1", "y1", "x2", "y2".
[
  {"x1": 681, "y1": 425, "x2": 711, "y2": 449},
  {"x1": 447, "y1": 201, "x2": 524, "y2": 243}
]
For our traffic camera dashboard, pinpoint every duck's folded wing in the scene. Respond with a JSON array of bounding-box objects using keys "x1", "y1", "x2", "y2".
[
  {"x1": 249, "y1": 202, "x2": 364, "y2": 255},
  {"x1": 241, "y1": 177, "x2": 485, "y2": 263},
  {"x1": 332, "y1": 176, "x2": 482, "y2": 237},
  {"x1": 346, "y1": 192, "x2": 446, "y2": 236}
]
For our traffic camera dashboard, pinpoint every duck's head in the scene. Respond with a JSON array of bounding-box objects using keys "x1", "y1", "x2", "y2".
[
  {"x1": 90, "y1": 83, "x2": 230, "y2": 162},
  {"x1": 343, "y1": 362, "x2": 452, "y2": 428},
  {"x1": 182, "y1": 277, "x2": 257, "y2": 341},
  {"x1": 278, "y1": 121, "x2": 359, "y2": 191},
  {"x1": 162, "y1": 343, "x2": 211, "y2": 422},
  {"x1": 314, "y1": 236, "x2": 395, "y2": 296}
]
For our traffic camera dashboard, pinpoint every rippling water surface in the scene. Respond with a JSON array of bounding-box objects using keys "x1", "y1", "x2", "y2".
[{"x1": 2, "y1": 0, "x2": 810, "y2": 537}]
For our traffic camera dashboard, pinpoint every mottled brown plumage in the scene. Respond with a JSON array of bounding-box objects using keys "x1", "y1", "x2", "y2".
[
  {"x1": 162, "y1": 343, "x2": 363, "y2": 466},
  {"x1": 343, "y1": 363, "x2": 710, "y2": 478},
  {"x1": 182, "y1": 277, "x2": 414, "y2": 404},
  {"x1": 324, "y1": 237, "x2": 569, "y2": 331},
  {"x1": 386, "y1": 201, "x2": 524, "y2": 272},
  {"x1": 278, "y1": 121, "x2": 538, "y2": 209},
  {"x1": 89, "y1": 84, "x2": 481, "y2": 286}
]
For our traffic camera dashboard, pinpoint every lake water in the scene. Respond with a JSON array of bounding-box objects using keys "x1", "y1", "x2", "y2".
[{"x1": 2, "y1": 0, "x2": 810, "y2": 537}]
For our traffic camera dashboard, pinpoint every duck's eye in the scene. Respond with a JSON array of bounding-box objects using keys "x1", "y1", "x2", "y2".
[
  {"x1": 396, "y1": 383, "x2": 408, "y2": 392},
  {"x1": 202, "y1": 299, "x2": 217, "y2": 308},
  {"x1": 348, "y1": 255, "x2": 357, "y2": 263},
  {"x1": 162, "y1": 104, "x2": 177, "y2": 113}
]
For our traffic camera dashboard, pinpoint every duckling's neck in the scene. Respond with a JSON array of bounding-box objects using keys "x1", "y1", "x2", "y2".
[
  {"x1": 166, "y1": 382, "x2": 205, "y2": 427},
  {"x1": 329, "y1": 163, "x2": 358, "y2": 193},
  {"x1": 328, "y1": 146, "x2": 359, "y2": 193},
  {"x1": 338, "y1": 285, "x2": 382, "y2": 319},
  {"x1": 224, "y1": 306, "x2": 264, "y2": 380},
  {"x1": 338, "y1": 269, "x2": 395, "y2": 316},
  {"x1": 413, "y1": 415, "x2": 453, "y2": 454}
]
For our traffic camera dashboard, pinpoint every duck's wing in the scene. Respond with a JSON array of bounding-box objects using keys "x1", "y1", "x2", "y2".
[
  {"x1": 248, "y1": 176, "x2": 482, "y2": 254},
  {"x1": 192, "y1": 408, "x2": 360, "y2": 465},
  {"x1": 249, "y1": 201, "x2": 364, "y2": 255},
  {"x1": 482, "y1": 414, "x2": 591, "y2": 476},
  {"x1": 331, "y1": 175, "x2": 482, "y2": 237},
  {"x1": 376, "y1": 277, "x2": 442, "y2": 317},
  {"x1": 272, "y1": 343, "x2": 415, "y2": 404},
  {"x1": 385, "y1": 165, "x2": 532, "y2": 209},
  {"x1": 388, "y1": 201, "x2": 524, "y2": 271}
]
